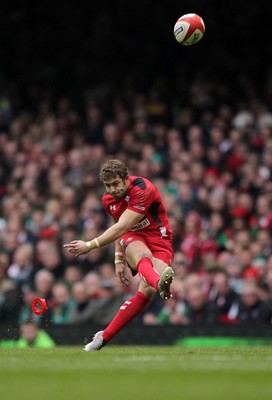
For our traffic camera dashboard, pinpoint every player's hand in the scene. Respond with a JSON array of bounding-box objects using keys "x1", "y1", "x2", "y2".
[
  {"x1": 63, "y1": 240, "x2": 90, "y2": 257},
  {"x1": 115, "y1": 262, "x2": 130, "y2": 286}
]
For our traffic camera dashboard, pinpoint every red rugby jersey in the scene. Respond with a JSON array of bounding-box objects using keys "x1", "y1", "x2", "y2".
[{"x1": 102, "y1": 176, "x2": 172, "y2": 238}]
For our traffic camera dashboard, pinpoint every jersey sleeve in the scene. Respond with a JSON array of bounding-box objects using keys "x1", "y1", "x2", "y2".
[{"x1": 102, "y1": 194, "x2": 110, "y2": 214}]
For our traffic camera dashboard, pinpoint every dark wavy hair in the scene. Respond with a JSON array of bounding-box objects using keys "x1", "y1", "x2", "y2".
[{"x1": 99, "y1": 160, "x2": 129, "y2": 182}]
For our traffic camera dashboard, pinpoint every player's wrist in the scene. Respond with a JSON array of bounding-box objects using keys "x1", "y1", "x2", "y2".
[
  {"x1": 85, "y1": 238, "x2": 100, "y2": 251},
  {"x1": 114, "y1": 251, "x2": 124, "y2": 265},
  {"x1": 114, "y1": 260, "x2": 124, "y2": 264}
]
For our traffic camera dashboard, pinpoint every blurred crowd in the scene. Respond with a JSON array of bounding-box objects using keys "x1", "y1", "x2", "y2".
[{"x1": 1, "y1": 73, "x2": 272, "y2": 329}]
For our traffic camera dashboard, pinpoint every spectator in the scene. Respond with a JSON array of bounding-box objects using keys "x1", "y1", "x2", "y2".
[
  {"x1": 210, "y1": 270, "x2": 240, "y2": 324},
  {"x1": 64, "y1": 265, "x2": 83, "y2": 288},
  {"x1": 35, "y1": 240, "x2": 63, "y2": 279},
  {"x1": 185, "y1": 286, "x2": 219, "y2": 325},
  {"x1": 18, "y1": 269, "x2": 54, "y2": 324},
  {"x1": 69, "y1": 281, "x2": 98, "y2": 324},
  {"x1": 85, "y1": 278, "x2": 126, "y2": 326},
  {"x1": 65, "y1": 150, "x2": 85, "y2": 189},
  {"x1": 50, "y1": 282, "x2": 75, "y2": 324},
  {"x1": 224, "y1": 257, "x2": 245, "y2": 295},
  {"x1": 170, "y1": 252, "x2": 189, "y2": 280},
  {"x1": 83, "y1": 272, "x2": 101, "y2": 300},
  {"x1": 0, "y1": 251, "x2": 19, "y2": 322},
  {"x1": 7, "y1": 243, "x2": 34, "y2": 288},
  {"x1": 34, "y1": 269, "x2": 54, "y2": 300},
  {"x1": 0, "y1": 320, "x2": 55, "y2": 348},
  {"x1": 156, "y1": 279, "x2": 188, "y2": 325},
  {"x1": 238, "y1": 282, "x2": 272, "y2": 324}
]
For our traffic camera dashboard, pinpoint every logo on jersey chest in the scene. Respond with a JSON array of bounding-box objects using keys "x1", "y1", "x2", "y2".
[
  {"x1": 110, "y1": 204, "x2": 117, "y2": 211},
  {"x1": 125, "y1": 195, "x2": 130, "y2": 203}
]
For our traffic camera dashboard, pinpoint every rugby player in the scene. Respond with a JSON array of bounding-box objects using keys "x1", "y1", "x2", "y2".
[{"x1": 64, "y1": 159, "x2": 174, "y2": 350}]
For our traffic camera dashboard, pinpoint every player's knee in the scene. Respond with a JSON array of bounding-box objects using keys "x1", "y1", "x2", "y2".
[{"x1": 139, "y1": 252, "x2": 152, "y2": 261}]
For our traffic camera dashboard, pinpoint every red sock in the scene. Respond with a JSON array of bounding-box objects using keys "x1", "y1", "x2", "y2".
[
  {"x1": 102, "y1": 291, "x2": 151, "y2": 342},
  {"x1": 137, "y1": 257, "x2": 160, "y2": 290}
]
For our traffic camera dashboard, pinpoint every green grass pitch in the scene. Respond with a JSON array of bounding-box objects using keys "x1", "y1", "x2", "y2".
[{"x1": 1, "y1": 346, "x2": 272, "y2": 400}]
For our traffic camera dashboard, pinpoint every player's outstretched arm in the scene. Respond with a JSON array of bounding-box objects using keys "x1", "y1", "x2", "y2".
[{"x1": 63, "y1": 209, "x2": 143, "y2": 257}]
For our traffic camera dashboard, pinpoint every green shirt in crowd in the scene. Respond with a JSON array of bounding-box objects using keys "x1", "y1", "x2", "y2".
[{"x1": 0, "y1": 330, "x2": 55, "y2": 348}]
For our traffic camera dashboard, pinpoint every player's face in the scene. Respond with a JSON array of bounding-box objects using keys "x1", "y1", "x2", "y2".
[{"x1": 103, "y1": 177, "x2": 129, "y2": 199}]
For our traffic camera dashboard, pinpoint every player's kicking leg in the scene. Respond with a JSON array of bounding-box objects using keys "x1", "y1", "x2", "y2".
[
  {"x1": 84, "y1": 331, "x2": 107, "y2": 351},
  {"x1": 83, "y1": 265, "x2": 174, "y2": 351}
]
